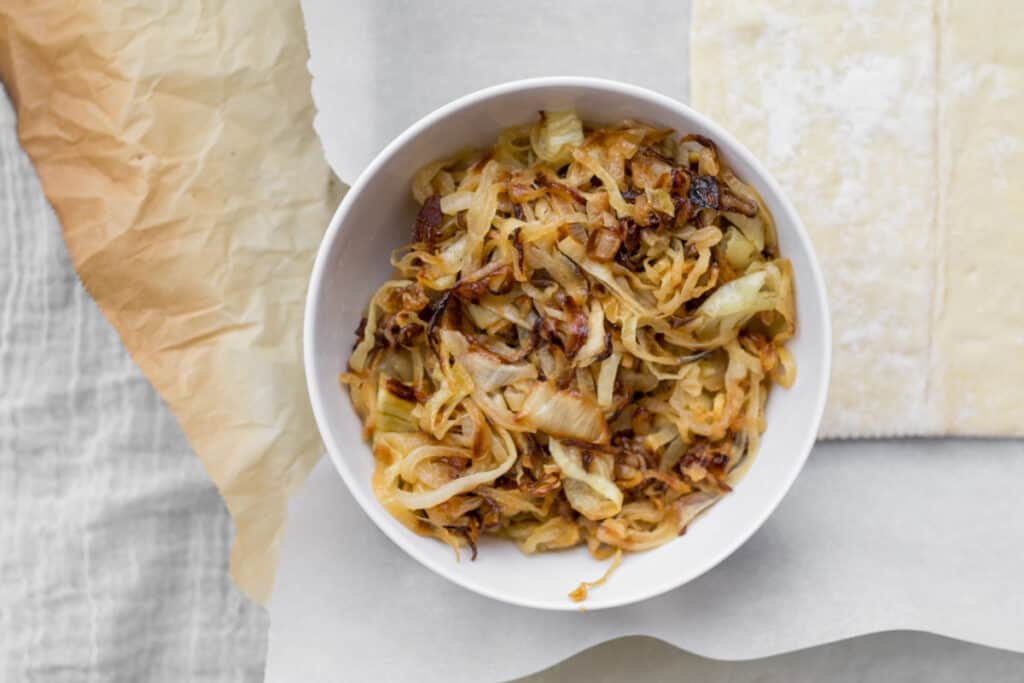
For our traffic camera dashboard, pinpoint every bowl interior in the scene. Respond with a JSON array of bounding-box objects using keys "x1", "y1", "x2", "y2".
[{"x1": 306, "y1": 79, "x2": 830, "y2": 610}]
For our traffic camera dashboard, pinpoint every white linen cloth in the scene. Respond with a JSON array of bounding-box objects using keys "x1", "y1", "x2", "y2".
[{"x1": 0, "y1": 86, "x2": 265, "y2": 682}]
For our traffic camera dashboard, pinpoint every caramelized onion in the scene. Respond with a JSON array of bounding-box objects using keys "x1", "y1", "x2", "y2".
[{"x1": 586, "y1": 227, "x2": 622, "y2": 263}]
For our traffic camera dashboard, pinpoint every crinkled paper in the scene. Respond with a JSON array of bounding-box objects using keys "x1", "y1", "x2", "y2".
[{"x1": 0, "y1": 0, "x2": 340, "y2": 604}]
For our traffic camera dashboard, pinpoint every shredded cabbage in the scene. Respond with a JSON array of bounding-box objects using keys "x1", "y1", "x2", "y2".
[
  {"x1": 530, "y1": 110, "x2": 585, "y2": 166},
  {"x1": 516, "y1": 381, "x2": 610, "y2": 444},
  {"x1": 549, "y1": 439, "x2": 623, "y2": 520},
  {"x1": 340, "y1": 111, "x2": 797, "y2": 601}
]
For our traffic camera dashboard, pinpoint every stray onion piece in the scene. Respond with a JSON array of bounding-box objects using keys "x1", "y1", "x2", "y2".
[{"x1": 341, "y1": 111, "x2": 796, "y2": 600}]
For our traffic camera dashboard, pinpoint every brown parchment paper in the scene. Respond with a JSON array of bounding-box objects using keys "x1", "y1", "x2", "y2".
[{"x1": 0, "y1": 1, "x2": 340, "y2": 604}]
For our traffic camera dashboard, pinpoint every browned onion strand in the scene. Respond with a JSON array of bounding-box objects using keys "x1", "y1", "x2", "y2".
[{"x1": 341, "y1": 111, "x2": 796, "y2": 598}]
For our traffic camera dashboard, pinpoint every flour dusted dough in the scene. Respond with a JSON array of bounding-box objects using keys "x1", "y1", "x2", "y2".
[
  {"x1": 693, "y1": 0, "x2": 1024, "y2": 437},
  {"x1": 935, "y1": 2, "x2": 1024, "y2": 434}
]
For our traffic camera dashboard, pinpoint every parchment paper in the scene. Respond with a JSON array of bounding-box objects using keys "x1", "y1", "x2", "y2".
[
  {"x1": 266, "y1": 1, "x2": 1024, "y2": 679},
  {"x1": 0, "y1": 0, "x2": 338, "y2": 604},
  {"x1": 269, "y1": 439, "x2": 1024, "y2": 682}
]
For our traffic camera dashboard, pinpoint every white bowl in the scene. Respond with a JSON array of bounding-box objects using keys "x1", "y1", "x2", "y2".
[{"x1": 304, "y1": 77, "x2": 831, "y2": 611}]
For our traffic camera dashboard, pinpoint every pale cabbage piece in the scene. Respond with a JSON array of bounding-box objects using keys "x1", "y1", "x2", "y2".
[
  {"x1": 392, "y1": 427, "x2": 518, "y2": 511},
  {"x1": 525, "y1": 241, "x2": 589, "y2": 305},
  {"x1": 699, "y1": 270, "x2": 770, "y2": 319},
  {"x1": 530, "y1": 110, "x2": 584, "y2": 166},
  {"x1": 463, "y1": 160, "x2": 502, "y2": 271},
  {"x1": 549, "y1": 440, "x2": 623, "y2": 521},
  {"x1": 412, "y1": 157, "x2": 453, "y2": 204},
  {"x1": 721, "y1": 226, "x2": 759, "y2": 271},
  {"x1": 349, "y1": 280, "x2": 413, "y2": 372},
  {"x1": 645, "y1": 187, "x2": 676, "y2": 216},
  {"x1": 515, "y1": 381, "x2": 611, "y2": 444},
  {"x1": 398, "y1": 444, "x2": 473, "y2": 483},
  {"x1": 465, "y1": 302, "x2": 503, "y2": 331},
  {"x1": 596, "y1": 352, "x2": 621, "y2": 409},
  {"x1": 440, "y1": 190, "x2": 473, "y2": 215},
  {"x1": 720, "y1": 168, "x2": 774, "y2": 252},
  {"x1": 557, "y1": 236, "x2": 649, "y2": 315},
  {"x1": 458, "y1": 350, "x2": 537, "y2": 392},
  {"x1": 516, "y1": 518, "x2": 581, "y2": 554},
  {"x1": 723, "y1": 210, "x2": 765, "y2": 252},
  {"x1": 573, "y1": 147, "x2": 630, "y2": 215},
  {"x1": 375, "y1": 376, "x2": 417, "y2": 433},
  {"x1": 573, "y1": 301, "x2": 608, "y2": 368}
]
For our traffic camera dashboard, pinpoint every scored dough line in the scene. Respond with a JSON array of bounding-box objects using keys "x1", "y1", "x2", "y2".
[{"x1": 925, "y1": 0, "x2": 949, "y2": 429}]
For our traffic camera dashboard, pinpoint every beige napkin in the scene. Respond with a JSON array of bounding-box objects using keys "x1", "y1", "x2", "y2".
[
  {"x1": 0, "y1": 1, "x2": 339, "y2": 604},
  {"x1": 693, "y1": 0, "x2": 1024, "y2": 438}
]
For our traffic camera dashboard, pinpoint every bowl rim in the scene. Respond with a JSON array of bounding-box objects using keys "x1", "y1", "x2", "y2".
[{"x1": 304, "y1": 75, "x2": 832, "y2": 611}]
